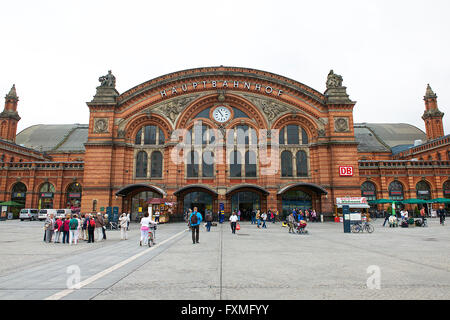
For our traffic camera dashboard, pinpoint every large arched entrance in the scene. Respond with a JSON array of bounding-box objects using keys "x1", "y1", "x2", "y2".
[
  {"x1": 226, "y1": 185, "x2": 269, "y2": 220},
  {"x1": 174, "y1": 185, "x2": 218, "y2": 220},
  {"x1": 277, "y1": 183, "x2": 328, "y2": 220},
  {"x1": 116, "y1": 184, "x2": 166, "y2": 221},
  {"x1": 11, "y1": 182, "x2": 27, "y2": 216}
]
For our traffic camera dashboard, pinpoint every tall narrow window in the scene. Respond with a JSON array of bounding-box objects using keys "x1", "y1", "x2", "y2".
[
  {"x1": 158, "y1": 128, "x2": 165, "y2": 145},
  {"x1": 301, "y1": 127, "x2": 308, "y2": 144},
  {"x1": 279, "y1": 127, "x2": 285, "y2": 145},
  {"x1": 287, "y1": 125, "x2": 299, "y2": 144},
  {"x1": 230, "y1": 151, "x2": 242, "y2": 177},
  {"x1": 136, "y1": 151, "x2": 148, "y2": 177},
  {"x1": 150, "y1": 151, "x2": 163, "y2": 178},
  {"x1": 135, "y1": 128, "x2": 142, "y2": 145},
  {"x1": 245, "y1": 150, "x2": 257, "y2": 177},
  {"x1": 202, "y1": 151, "x2": 214, "y2": 177},
  {"x1": 144, "y1": 126, "x2": 157, "y2": 145},
  {"x1": 281, "y1": 150, "x2": 293, "y2": 177},
  {"x1": 187, "y1": 151, "x2": 199, "y2": 177},
  {"x1": 296, "y1": 150, "x2": 308, "y2": 176}
]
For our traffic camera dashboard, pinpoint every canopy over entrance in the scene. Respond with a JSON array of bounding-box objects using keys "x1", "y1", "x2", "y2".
[
  {"x1": 277, "y1": 183, "x2": 328, "y2": 195},
  {"x1": 173, "y1": 184, "x2": 218, "y2": 196},
  {"x1": 226, "y1": 184, "x2": 270, "y2": 196},
  {"x1": 115, "y1": 184, "x2": 166, "y2": 197}
]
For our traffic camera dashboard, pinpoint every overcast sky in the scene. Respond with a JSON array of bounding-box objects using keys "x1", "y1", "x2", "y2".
[{"x1": 1, "y1": 0, "x2": 449, "y2": 135}]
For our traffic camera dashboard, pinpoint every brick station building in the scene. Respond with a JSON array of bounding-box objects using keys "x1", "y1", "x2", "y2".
[{"x1": 0, "y1": 67, "x2": 449, "y2": 220}]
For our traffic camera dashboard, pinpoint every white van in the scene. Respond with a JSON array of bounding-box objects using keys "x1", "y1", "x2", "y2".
[
  {"x1": 56, "y1": 209, "x2": 73, "y2": 219},
  {"x1": 19, "y1": 209, "x2": 39, "y2": 221},
  {"x1": 38, "y1": 209, "x2": 57, "y2": 220}
]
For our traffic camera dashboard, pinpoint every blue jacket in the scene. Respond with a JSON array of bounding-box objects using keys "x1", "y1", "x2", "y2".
[{"x1": 189, "y1": 212, "x2": 202, "y2": 227}]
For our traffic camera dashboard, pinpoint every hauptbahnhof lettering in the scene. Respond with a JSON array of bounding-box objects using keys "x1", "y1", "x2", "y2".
[{"x1": 0, "y1": 66, "x2": 448, "y2": 221}]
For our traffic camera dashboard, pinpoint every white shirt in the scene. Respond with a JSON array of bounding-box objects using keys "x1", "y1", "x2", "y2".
[
  {"x1": 230, "y1": 215, "x2": 238, "y2": 222},
  {"x1": 140, "y1": 217, "x2": 155, "y2": 228}
]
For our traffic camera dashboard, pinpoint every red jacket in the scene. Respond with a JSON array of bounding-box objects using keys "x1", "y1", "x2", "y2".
[
  {"x1": 56, "y1": 219, "x2": 63, "y2": 231},
  {"x1": 63, "y1": 219, "x2": 70, "y2": 232}
]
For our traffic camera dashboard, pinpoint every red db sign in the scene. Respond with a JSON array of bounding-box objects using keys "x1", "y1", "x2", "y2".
[{"x1": 339, "y1": 166, "x2": 353, "y2": 176}]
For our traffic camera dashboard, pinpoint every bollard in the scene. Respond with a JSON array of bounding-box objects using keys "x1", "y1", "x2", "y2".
[{"x1": 320, "y1": 214, "x2": 324, "y2": 223}]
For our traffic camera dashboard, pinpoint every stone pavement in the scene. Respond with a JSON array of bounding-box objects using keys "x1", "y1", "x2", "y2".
[{"x1": 0, "y1": 218, "x2": 449, "y2": 300}]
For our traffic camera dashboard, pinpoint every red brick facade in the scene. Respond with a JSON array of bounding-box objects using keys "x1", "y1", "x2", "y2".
[{"x1": 1, "y1": 67, "x2": 449, "y2": 219}]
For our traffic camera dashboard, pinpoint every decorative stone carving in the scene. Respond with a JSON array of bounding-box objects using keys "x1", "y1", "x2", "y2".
[
  {"x1": 334, "y1": 117, "x2": 349, "y2": 132},
  {"x1": 317, "y1": 128, "x2": 326, "y2": 137},
  {"x1": 117, "y1": 130, "x2": 125, "y2": 138},
  {"x1": 154, "y1": 95, "x2": 200, "y2": 124},
  {"x1": 324, "y1": 70, "x2": 354, "y2": 105},
  {"x1": 93, "y1": 118, "x2": 109, "y2": 133}
]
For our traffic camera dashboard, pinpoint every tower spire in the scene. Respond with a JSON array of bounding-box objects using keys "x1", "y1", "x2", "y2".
[{"x1": 422, "y1": 83, "x2": 444, "y2": 140}]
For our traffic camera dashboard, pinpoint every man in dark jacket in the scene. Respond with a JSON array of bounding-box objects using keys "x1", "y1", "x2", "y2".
[
  {"x1": 382, "y1": 210, "x2": 390, "y2": 227},
  {"x1": 438, "y1": 206, "x2": 446, "y2": 225}
]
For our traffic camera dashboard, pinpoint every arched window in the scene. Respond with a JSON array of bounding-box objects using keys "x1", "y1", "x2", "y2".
[
  {"x1": 11, "y1": 182, "x2": 27, "y2": 210},
  {"x1": 136, "y1": 151, "x2": 148, "y2": 178},
  {"x1": 245, "y1": 150, "x2": 257, "y2": 177},
  {"x1": 202, "y1": 151, "x2": 214, "y2": 177},
  {"x1": 187, "y1": 150, "x2": 199, "y2": 177},
  {"x1": 361, "y1": 181, "x2": 377, "y2": 201},
  {"x1": 281, "y1": 150, "x2": 293, "y2": 177},
  {"x1": 388, "y1": 181, "x2": 404, "y2": 200},
  {"x1": 66, "y1": 182, "x2": 82, "y2": 209},
  {"x1": 39, "y1": 182, "x2": 55, "y2": 209},
  {"x1": 135, "y1": 125, "x2": 165, "y2": 145},
  {"x1": 416, "y1": 180, "x2": 431, "y2": 200},
  {"x1": 444, "y1": 180, "x2": 450, "y2": 199},
  {"x1": 230, "y1": 151, "x2": 242, "y2": 177},
  {"x1": 150, "y1": 151, "x2": 163, "y2": 178},
  {"x1": 296, "y1": 150, "x2": 308, "y2": 177},
  {"x1": 228, "y1": 125, "x2": 257, "y2": 146},
  {"x1": 279, "y1": 125, "x2": 308, "y2": 145}
]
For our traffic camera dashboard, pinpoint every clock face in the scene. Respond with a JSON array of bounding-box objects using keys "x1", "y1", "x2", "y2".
[{"x1": 212, "y1": 106, "x2": 231, "y2": 123}]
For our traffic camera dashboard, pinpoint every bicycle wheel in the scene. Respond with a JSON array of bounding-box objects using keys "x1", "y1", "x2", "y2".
[
  {"x1": 148, "y1": 232, "x2": 154, "y2": 247},
  {"x1": 351, "y1": 224, "x2": 360, "y2": 233},
  {"x1": 366, "y1": 224, "x2": 374, "y2": 233}
]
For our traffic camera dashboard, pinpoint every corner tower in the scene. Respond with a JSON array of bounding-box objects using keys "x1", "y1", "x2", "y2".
[
  {"x1": 422, "y1": 84, "x2": 445, "y2": 140},
  {"x1": 0, "y1": 85, "x2": 21, "y2": 142}
]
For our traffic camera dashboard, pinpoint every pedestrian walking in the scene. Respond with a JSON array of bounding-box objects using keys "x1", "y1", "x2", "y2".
[
  {"x1": 53, "y1": 217, "x2": 63, "y2": 243},
  {"x1": 119, "y1": 213, "x2": 130, "y2": 240},
  {"x1": 78, "y1": 214, "x2": 85, "y2": 241},
  {"x1": 68, "y1": 214, "x2": 79, "y2": 245},
  {"x1": 62, "y1": 215, "x2": 70, "y2": 244},
  {"x1": 382, "y1": 210, "x2": 389, "y2": 227},
  {"x1": 256, "y1": 210, "x2": 261, "y2": 228},
  {"x1": 261, "y1": 211, "x2": 267, "y2": 228},
  {"x1": 95, "y1": 213, "x2": 105, "y2": 241},
  {"x1": 205, "y1": 211, "x2": 213, "y2": 232},
  {"x1": 270, "y1": 210, "x2": 275, "y2": 223},
  {"x1": 230, "y1": 211, "x2": 238, "y2": 234},
  {"x1": 87, "y1": 214, "x2": 96, "y2": 243},
  {"x1": 438, "y1": 206, "x2": 446, "y2": 225},
  {"x1": 154, "y1": 210, "x2": 160, "y2": 223},
  {"x1": 140, "y1": 212, "x2": 156, "y2": 246},
  {"x1": 288, "y1": 213, "x2": 295, "y2": 233},
  {"x1": 189, "y1": 207, "x2": 202, "y2": 244},
  {"x1": 44, "y1": 214, "x2": 55, "y2": 243},
  {"x1": 237, "y1": 210, "x2": 241, "y2": 221}
]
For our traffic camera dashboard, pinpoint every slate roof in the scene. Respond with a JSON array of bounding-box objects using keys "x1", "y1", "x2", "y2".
[
  {"x1": 354, "y1": 123, "x2": 427, "y2": 153},
  {"x1": 15, "y1": 124, "x2": 88, "y2": 152},
  {"x1": 14, "y1": 122, "x2": 428, "y2": 155}
]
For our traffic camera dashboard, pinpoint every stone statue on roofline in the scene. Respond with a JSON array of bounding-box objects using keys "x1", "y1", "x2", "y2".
[
  {"x1": 99, "y1": 70, "x2": 116, "y2": 88},
  {"x1": 326, "y1": 70, "x2": 343, "y2": 89}
]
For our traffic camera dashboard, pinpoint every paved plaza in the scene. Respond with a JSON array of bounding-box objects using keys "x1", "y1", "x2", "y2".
[{"x1": 0, "y1": 218, "x2": 449, "y2": 300}]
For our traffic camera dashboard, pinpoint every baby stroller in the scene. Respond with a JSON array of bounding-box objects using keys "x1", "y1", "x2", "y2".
[{"x1": 296, "y1": 220, "x2": 308, "y2": 234}]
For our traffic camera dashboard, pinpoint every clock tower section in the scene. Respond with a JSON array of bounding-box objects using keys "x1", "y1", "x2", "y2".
[{"x1": 81, "y1": 71, "x2": 119, "y2": 213}]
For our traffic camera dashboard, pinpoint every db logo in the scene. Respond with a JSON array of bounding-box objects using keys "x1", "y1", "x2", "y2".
[{"x1": 339, "y1": 166, "x2": 353, "y2": 176}]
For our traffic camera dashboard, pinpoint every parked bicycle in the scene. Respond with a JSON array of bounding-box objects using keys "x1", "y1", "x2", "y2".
[
  {"x1": 107, "y1": 221, "x2": 118, "y2": 230},
  {"x1": 351, "y1": 221, "x2": 374, "y2": 233}
]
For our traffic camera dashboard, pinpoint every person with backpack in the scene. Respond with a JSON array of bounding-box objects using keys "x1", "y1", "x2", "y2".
[
  {"x1": 69, "y1": 214, "x2": 79, "y2": 245},
  {"x1": 87, "y1": 214, "x2": 96, "y2": 243},
  {"x1": 205, "y1": 211, "x2": 213, "y2": 232},
  {"x1": 189, "y1": 207, "x2": 202, "y2": 244}
]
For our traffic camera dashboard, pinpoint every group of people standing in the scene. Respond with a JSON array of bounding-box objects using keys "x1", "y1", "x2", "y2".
[{"x1": 44, "y1": 212, "x2": 109, "y2": 245}]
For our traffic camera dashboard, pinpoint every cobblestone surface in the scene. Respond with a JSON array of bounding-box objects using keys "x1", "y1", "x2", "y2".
[{"x1": 0, "y1": 219, "x2": 449, "y2": 299}]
